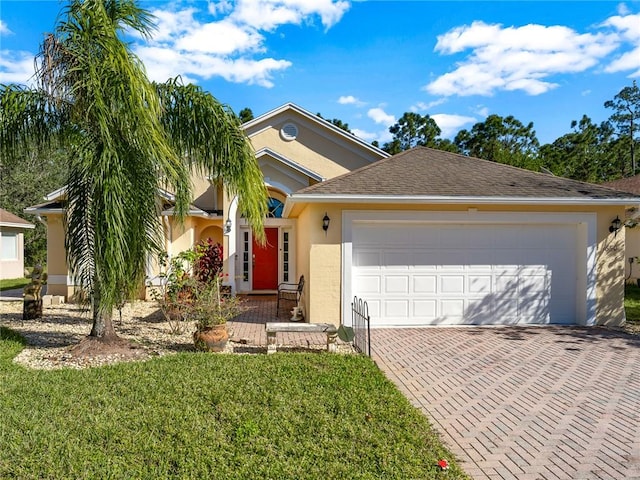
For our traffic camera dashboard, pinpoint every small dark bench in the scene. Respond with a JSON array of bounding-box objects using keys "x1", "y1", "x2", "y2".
[{"x1": 265, "y1": 322, "x2": 338, "y2": 354}]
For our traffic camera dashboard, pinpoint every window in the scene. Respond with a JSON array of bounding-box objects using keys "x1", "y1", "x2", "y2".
[
  {"x1": 242, "y1": 231, "x2": 249, "y2": 282},
  {"x1": 1, "y1": 232, "x2": 18, "y2": 260},
  {"x1": 280, "y1": 123, "x2": 298, "y2": 141},
  {"x1": 267, "y1": 197, "x2": 284, "y2": 218},
  {"x1": 283, "y1": 231, "x2": 289, "y2": 282}
]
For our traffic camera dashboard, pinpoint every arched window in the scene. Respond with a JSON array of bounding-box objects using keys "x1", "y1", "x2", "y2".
[{"x1": 267, "y1": 197, "x2": 284, "y2": 218}]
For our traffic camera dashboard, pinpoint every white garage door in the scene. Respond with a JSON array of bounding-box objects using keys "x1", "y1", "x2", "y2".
[{"x1": 352, "y1": 223, "x2": 578, "y2": 326}]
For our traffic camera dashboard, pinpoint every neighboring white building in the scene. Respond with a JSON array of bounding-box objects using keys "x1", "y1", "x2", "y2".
[{"x1": 0, "y1": 208, "x2": 34, "y2": 280}]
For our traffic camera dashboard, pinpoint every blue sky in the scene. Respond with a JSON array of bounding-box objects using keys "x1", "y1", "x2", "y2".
[{"x1": 1, "y1": 1, "x2": 639, "y2": 145}]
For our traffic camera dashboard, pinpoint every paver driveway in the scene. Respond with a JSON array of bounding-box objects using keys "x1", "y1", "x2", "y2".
[{"x1": 372, "y1": 327, "x2": 640, "y2": 480}]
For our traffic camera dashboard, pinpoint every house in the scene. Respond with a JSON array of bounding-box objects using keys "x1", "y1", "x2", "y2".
[
  {"x1": 601, "y1": 174, "x2": 640, "y2": 281},
  {"x1": 0, "y1": 208, "x2": 34, "y2": 280},
  {"x1": 26, "y1": 104, "x2": 640, "y2": 328},
  {"x1": 26, "y1": 103, "x2": 387, "y2": 299}
]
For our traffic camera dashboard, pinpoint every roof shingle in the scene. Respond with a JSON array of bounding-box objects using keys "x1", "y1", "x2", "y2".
[
  {"x1": 601, "y1": 174, "x2": 640, "y2": 195},
  {"x1": 0, "y1": 208, "x2": 34, "y2": 228},
  {"x1": 294, "y1": 147, "x2": 638, "y2": 200}
]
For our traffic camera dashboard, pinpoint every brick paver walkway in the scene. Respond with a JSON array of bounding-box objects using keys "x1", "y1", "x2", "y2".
[
  {"x1": 372, "y1": 327, "x2": 640, "y2": 480},
  {"x1": 227, "y1": 295, "x2": 348, "y2": 351}
]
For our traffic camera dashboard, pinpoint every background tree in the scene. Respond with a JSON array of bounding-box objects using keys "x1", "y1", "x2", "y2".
[
  {"x1": 454, "y1": 114, "x2": 539, "y2": 169},
  {"x1": 539, "y1": 116, "x2": 619, "y2": 182},
  {"x1": 605, "y1": 80, "x2": 640, "y2": 175},
  {"x1": 238, "y1": 107, "x2": 254, "y2": 123},
  {"x1": 0, "y1": 0, "x2": 267, "y2": 346},
  {"x1": 316, "y1": 112, "x2": 351, "y2": 133},
  {"x1": 382, "y1": 112, "x2": 442, "y2": 154},
  {"x1": 431, "y1": 138, "x2": 460, "y2": 153},
  {"x1": 0, "y1": 148, "x2": 67, "y2": 265}
]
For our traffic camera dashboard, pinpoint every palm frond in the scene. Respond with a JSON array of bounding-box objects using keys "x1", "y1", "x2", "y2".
[
  {"x1": 155, "y1": 78, "x2": 268, "y2": 240},
  {"x1": 2, "y1": 0, "x2": 264, "y2": 322},
  {"x1": 0, "y1": 85, "x2": 65, "y2": 158}
]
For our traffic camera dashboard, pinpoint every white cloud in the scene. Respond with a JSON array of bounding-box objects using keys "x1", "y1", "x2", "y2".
[
  {"x1": 376, "y1": 129, "x2": 393, "y2": 144},
  {"x1": 0, "y1": 50, "x2": 35, "y2": 85},
  {"x1": 617, "y1": 3, "x2": 631, "y2": 15},
  {"x1": 134, "y1": 1, "x2": 349, "y2": 87},
  {"x1": 136, "y1": 45, "x2": 291, "y2": 87},
  {"x1": 606, "y1": 46, "x2": 640, "y2": 76},
  {"x1": 367, "y1": 107, "x2": 395, "y2": 126},
  {"x1": 230, "y1": 0, "x2": 350, "y2": 32},
  {"x1": 146, "y1": 8, "x2": 199, "y2": 42},
  {"x1": 362, "y1": 107, "x2": 396, "y2": 144},
  {"x1": 352, "y1": 127, "x2": 393, "y2": 144},
  {"x1": 431, "y1": 113, "x2": 476, "y2": 138},
  {"x1": 0, "y1": 20, "x2": 12, "y2": 35},
  {"x1": 174, "y1": 20, "x2": 264, "y2": 54},
  {"x1": 209, "y1": 1, "x2": 234, "y2": 16},
  {"x1": 410, "y1": 98, "x2": 447, "y2": 112},
  {"x1": 338, "y1": 95, "x2": 365, "y2": 106},
  {"x1": 426, "y1": 20, "x2": 619, "y2": 97},
  {"x1": 473, "y1": 105, "x2": 489, "y2": 117},
  {"x1": 602, "y1": 12, "x2": 640, "y2": 76},
  {"x1": 351, "y1": 128, "x2": 377, "y2": 142}
]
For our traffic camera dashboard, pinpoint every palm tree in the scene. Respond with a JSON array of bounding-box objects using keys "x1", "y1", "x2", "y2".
[{"x1": 0, "y1": 0, "x2": 267, "y2": 345}]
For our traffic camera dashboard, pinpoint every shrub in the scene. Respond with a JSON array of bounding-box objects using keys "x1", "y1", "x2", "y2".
[
  {"x1": 194, "y1": 239, "x2": 224, "y2": 283},
  {"x1": 149, "y1": 240, "x2": 240, "y2": 334}
]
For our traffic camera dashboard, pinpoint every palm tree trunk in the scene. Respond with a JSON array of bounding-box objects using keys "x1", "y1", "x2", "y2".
[{"x1": 89, "y1": 287, "x2": 118, "y2": 341}]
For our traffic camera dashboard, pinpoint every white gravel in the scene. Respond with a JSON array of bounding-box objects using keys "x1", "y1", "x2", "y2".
[
  {"x1": 0, "y1": 300, "x2": 204, "y2": 370},
  {"x1": 0, "y1": 300, "x2": 354, "y2": 370}
]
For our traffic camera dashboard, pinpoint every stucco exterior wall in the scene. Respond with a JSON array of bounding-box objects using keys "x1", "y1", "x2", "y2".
[
  {"x1": 595, "y1": 206, "x2": 626, "y2": 327},
  {"x1": 169, "y1": 217, "x2": 195, "y2": 255},
  {"x1": 0, "y1": 228, "x2": 26, "y2": 280},
  {"x1": 624, "y1": 226, "x2": 640, "y2": 280},
  {"x1": 295, "y1": 205, "x2": 343, "y2": 324},
  {"x1": 294, "y1": 204, "x2": 344, "y2": 325},
  {"x1": 295, "y1": 207, "x2": 311, "y2": 318},
  {"x1": 191, "y1": 176, "x2": 222, "y2": 212},
  {"x1": 259, "y1": 159, "x2": 310, "y2": 193},
  {"x1": 246, "y1": 111, "x2": 381, "y2": 179},
  {"x1": 292, "y1": 202, "x2": 628, "y2": 327},
  {"x1": 44, "y1": 214, "x2": 70, "y2": 297}
]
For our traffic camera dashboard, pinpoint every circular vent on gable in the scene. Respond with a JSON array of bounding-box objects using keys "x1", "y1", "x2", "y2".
[{"x1": 280, "y1": 123, "x2": 298, "y2": 141}]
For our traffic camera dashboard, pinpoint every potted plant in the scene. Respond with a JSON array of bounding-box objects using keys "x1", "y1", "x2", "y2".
[
  {"x1": 191, "y1": 273, "x2": 241, "y2": 352},
  {"x1": 189, "y1": 239, "x2": 239, "y2": 351},
  {"x1": 149, "y1": 240, "x2": 241, "y2": 350}
]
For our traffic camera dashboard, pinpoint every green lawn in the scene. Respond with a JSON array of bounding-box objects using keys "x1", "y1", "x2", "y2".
[
  {"x1": 0, "y1": 328, "x2": 467, "y2": 480},
  {"x1": 625, "y1": 283, "x2": 640, "y2": 325},
  {"x1": 0, "y1": 277, "x2": 30, "y2": 292}
]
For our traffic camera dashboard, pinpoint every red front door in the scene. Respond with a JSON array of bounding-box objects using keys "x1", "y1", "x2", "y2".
[{"x1": 252, "y1": 228, "x2": 279, "y2": 290}]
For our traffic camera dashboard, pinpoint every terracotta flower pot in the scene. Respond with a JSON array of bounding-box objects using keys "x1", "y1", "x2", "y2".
[{"x1": 193, "y1": 324, "x2": 229, "y2": 352}]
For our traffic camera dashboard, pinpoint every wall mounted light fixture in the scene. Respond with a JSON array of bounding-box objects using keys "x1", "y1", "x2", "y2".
[
  {"x1": 224, "y1": 218, "x2": 232, "y2": 234},
  {"x1": 609, "y1": 216, "x2": 622, "y2": 235},
  {"x1": 322, "y1": 212, "x2": 330, "y2": 233}
]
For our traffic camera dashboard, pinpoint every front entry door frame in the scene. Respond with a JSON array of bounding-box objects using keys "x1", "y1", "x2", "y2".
[
  {"x1": 252, "y1": 227, "x2": 279, "y2": 290},
  {"x1": 236, "y1": 219, "x2": 296, "y2": 294}
]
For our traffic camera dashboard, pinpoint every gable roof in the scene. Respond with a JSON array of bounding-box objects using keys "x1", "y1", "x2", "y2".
[
  {"x1": 255, "y1": 147, "x2": 324, "y2": 182},
  {"x1": 601, "y1": 174, "x2": 640, "y2": 195},
  {"x1": 25, "y1": 186, "x2": 205, "y2": 218},
  {"x1": 0, "y1": 209, "x2": 34, "y2": 229},
  {"x1": 288, "y1": 147, "x2": 640, "y2": 206},
  {"x1": 243, "y1": 103, "x2": 389, "y2": 159}
]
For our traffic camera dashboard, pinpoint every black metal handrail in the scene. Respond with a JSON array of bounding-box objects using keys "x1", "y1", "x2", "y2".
[{"x1": 351, "y1": 296, "x2": 371, "y2": 357}]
